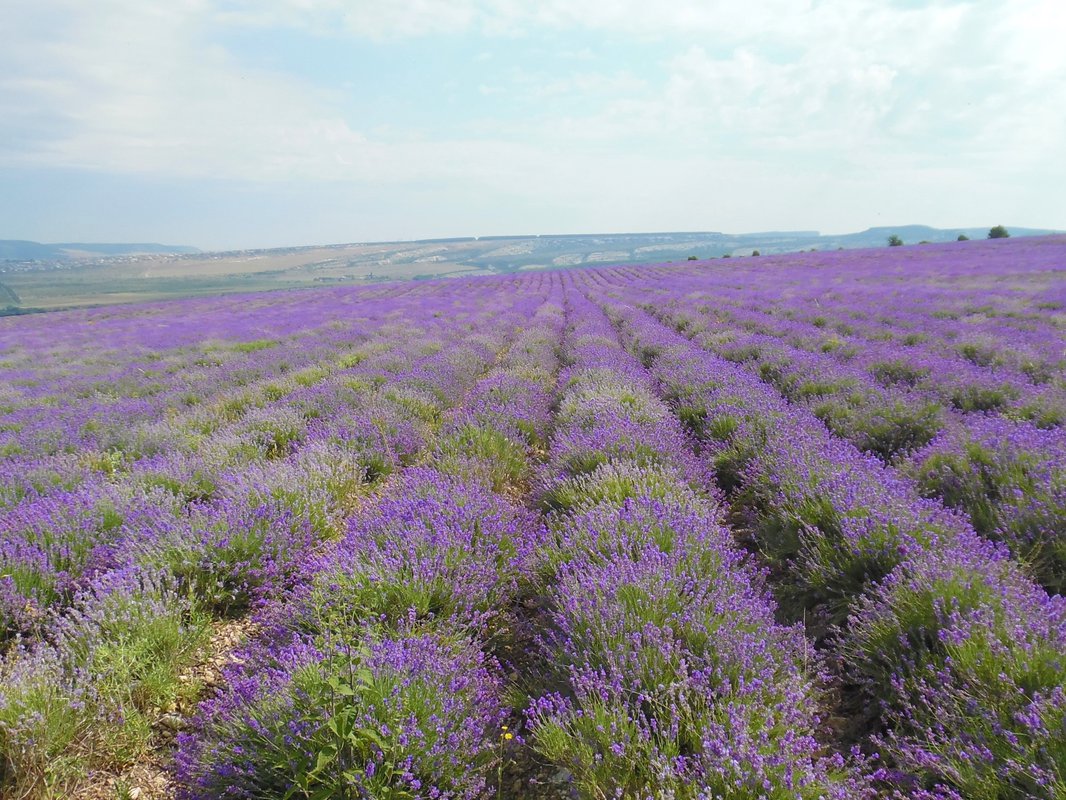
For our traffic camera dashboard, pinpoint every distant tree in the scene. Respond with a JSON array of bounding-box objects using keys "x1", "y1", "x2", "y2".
[
  {"x1": 722, "y1": 253, "x2": 732, "y2": 258},
  {"x1": 988, "y1": 225, "x2": 1010, "y2": 239},
  {"x1": 919, "y1": 240, "x2": 931, "y2": 244},
  {"x1": 687, "y1": 255, "x2": 698, "y2": 260},
  {"x1": 752, "y1": 250, "x2": 760, "y2": 256},
  {"x1": 957, "y1": 234, "x2": 970, "y2": 241},
  {"x1": 887, "y1": 235, "x2": 904, "y2": 247}
]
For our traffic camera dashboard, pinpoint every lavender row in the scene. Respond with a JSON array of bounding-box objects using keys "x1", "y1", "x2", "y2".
[
  {"x1": 648, "y1": 298, "x2": 1066, "y2": 590},
  {"x1": 0, "y1": 283, "x2": 501, "y2": 492},
  {"x1": 0, "y1": 288, "x2": 532, "y2": 643},
  {"x1": 0, "y1": 276, "x2": 526, "y2": 476},
  {"x1": 526, "y1": 285, "x2": 870, "y2": 798},
  {"x1": 644, "y1": 261, "x2": 1066, "y2": 423},
  {"x1": 677, "y1": 288, "x2": 1065, "y2": 428},
  {"x1": 0, "y1": 293, "x2": 380, "y2": 463},
  {"x1": 597, "y1": 292, "x2": 1066, "y2": 799},
  {"x1": 2, "y1": 239, "x2": 1064, "y2": 797},
  {"x1": 0, "y1": 281, "x2": 544, "y2": 797},
  {"x1": 695, "y1": 280, "x2": 1063, "y2": 389},
  {"x1": 703, "y1": 290, "x2": 1064, "y2": 388},
  {"x1": 632, "y1": 237, "x2": 1066, "y2": 377},
  {"x1": 175, "y1": 286, "x2": 565, "y2": 798}
]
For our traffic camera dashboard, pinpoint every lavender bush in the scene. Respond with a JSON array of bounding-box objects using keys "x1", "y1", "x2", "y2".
[{"x1": 1, "y1": 240, "x2": 1064, "y2": 797}]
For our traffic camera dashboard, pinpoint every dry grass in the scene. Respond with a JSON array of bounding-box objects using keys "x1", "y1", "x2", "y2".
[{"x1": 70, "y1": 617, "x2": 257, "y2": 800}]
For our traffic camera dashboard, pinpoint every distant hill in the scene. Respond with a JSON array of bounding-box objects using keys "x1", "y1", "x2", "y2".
[
  {"x1": 0, "y1": 240, "x2": 200, "y2": 261},
  {"x1": 831, "y1": 225, "x2": 1059, "y2": 248},
  {"x1": 414, "y1": 225, "x2": 1061, "y2": 265},
  {"x1": 1, "y1": 226, "x2": 1062, "y2": 314}
]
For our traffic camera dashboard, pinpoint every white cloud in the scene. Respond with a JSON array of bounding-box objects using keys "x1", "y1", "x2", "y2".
[
  {"x1": 511, "y1": 1, "x2": 1064, "y2": 180},
  {"x1": 1, "y1": 0, "x2": 1063, "y2": 241},
  {"x1": 0, "y1": 1, "x2": 379, "y2": 181},
  {"x1": 529, "y1": 71, "x2": 648, "y2": 100},
  {"x1": 218, "y1": 0, "x2": 820, "y2": 41}
]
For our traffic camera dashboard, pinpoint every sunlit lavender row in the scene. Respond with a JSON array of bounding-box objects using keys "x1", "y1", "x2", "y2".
[{"x1": 1, "y1": 237, "x2": 1063, "y2": 799}]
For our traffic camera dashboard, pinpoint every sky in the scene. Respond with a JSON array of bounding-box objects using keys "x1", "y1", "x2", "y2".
[{"x1": 1, "y1": 0, "x2": 1064, "y2": 251}]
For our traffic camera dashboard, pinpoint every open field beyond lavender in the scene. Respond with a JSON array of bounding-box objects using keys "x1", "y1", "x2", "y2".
[{"x1": 1, "y1": 236, "x2": 1064, "y2": 800}]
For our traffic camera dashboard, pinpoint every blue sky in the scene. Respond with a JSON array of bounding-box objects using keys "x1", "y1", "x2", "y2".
[{"x1": 2, "y1": 0, "x2": 1063, "y2": 250}]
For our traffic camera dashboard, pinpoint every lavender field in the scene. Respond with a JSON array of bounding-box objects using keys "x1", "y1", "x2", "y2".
[{"x1": 1, "y1": 236, "x2": 1064, "y2": 800}]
